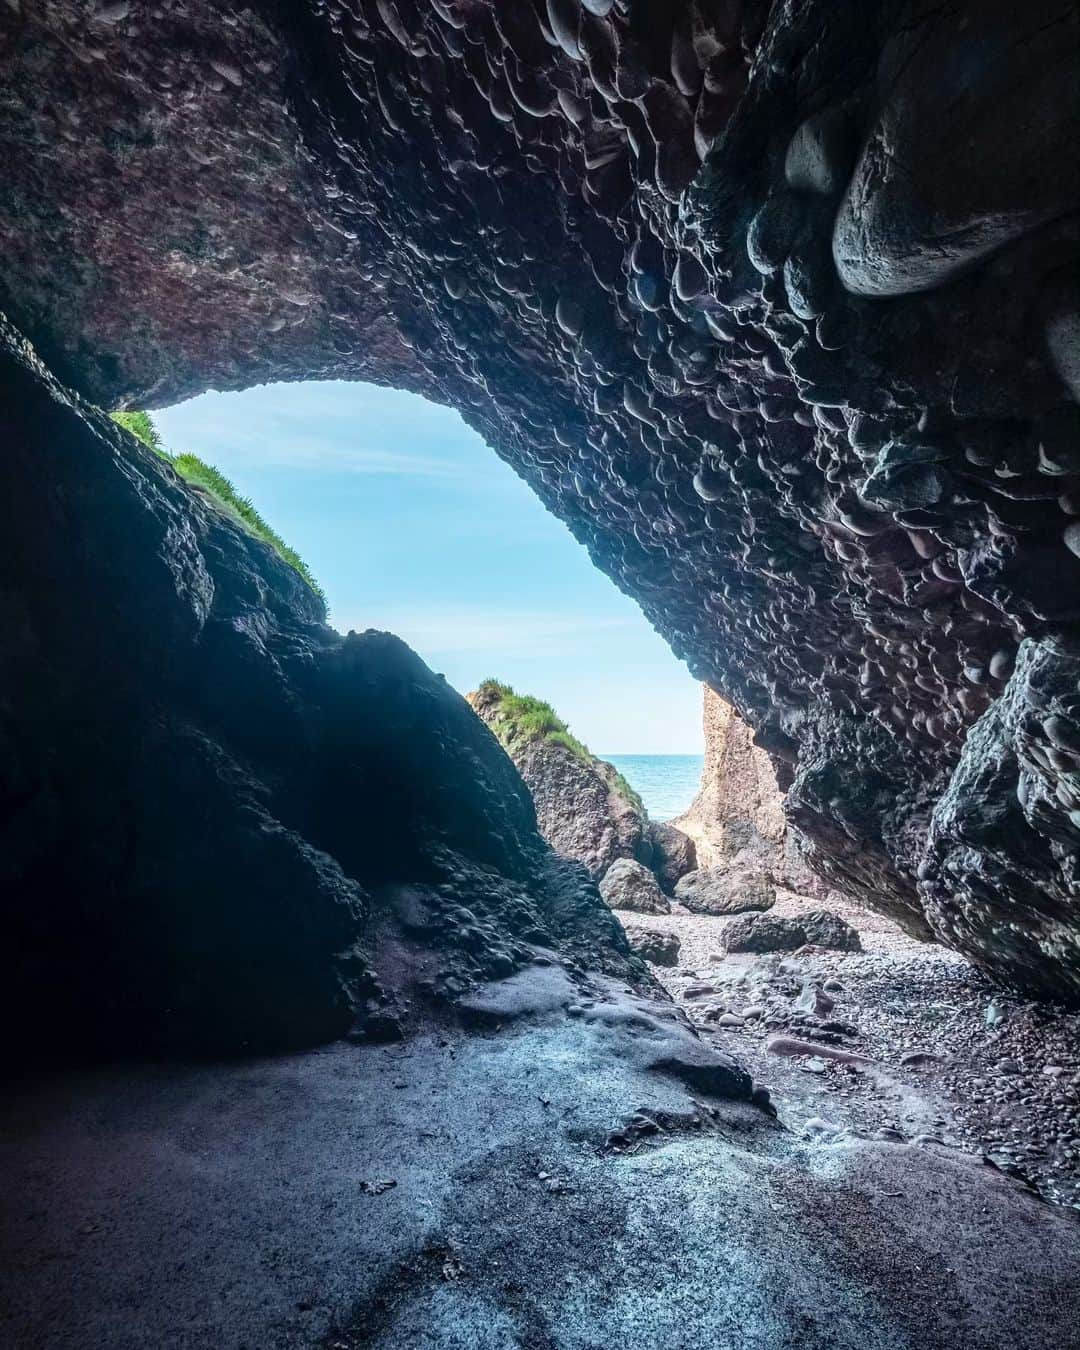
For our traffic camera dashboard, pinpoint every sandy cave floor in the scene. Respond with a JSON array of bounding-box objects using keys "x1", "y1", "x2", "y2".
[{"x1": 616, "y1": 891, "x2": 1080, "y2": 1210}]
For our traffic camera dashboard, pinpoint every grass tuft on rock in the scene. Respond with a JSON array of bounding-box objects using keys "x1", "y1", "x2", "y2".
[
  {"x1": 477, "y1": 679, "x2": 644, "y2": 812},
  {"x1": 111, "y1": 410, "x2": 326, "y2": 607}
]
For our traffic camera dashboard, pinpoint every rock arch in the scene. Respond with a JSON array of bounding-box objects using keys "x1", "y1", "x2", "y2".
[{"x1": 1, "y1": 0, "x2": 1079, "y2": 998}]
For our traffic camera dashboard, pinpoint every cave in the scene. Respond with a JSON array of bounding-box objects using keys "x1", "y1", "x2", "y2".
[{"x1": 2, "y1": 1, "x2": 1079, "y2": 1346}]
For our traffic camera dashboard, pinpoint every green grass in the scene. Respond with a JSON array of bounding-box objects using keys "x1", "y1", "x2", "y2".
[
  {"x1": 111, "y1": 410, "x2": 325, "y2": 607},
  {"x1": 112, "y1": 410, "x2": 164, "y2": 454},
  {"x1": 477, "y1": 679, "x2": 644, "y2": 812}
]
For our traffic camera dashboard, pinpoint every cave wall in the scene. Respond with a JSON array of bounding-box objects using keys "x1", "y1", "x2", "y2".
[{"x1": 1, "y1": 0, "x2": 1079, "y2": 998}]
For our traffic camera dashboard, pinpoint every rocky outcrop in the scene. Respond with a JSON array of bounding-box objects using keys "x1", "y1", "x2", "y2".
[
  {"x1": 722, "y1": 910, "x2": 863, "y2": 955},
  {"x1": 673, "y1": 687, "x2": 787, "y2": 868},
  {"x1": 467, "y1": 681, "x2": 650, "y2": 879},
  {"x1": 598, "y1": 857, "x2": 670, "y2": 915},
  {"x1": 1, "y1": 2, "x2": 1079, "y2": 998},
  {"x1": 0, "y1": 316, "x2": 637, "y2": 1058},
  {"x1": 675, "y1": 867, "x2": 775, "y2": 916}
]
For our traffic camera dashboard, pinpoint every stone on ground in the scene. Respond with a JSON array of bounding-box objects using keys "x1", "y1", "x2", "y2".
[
  {"x1": 675, "y1": 866, "x2": 775, "y2": 915},
  {"x1": 722, "y1": 909, "x2": 862, "y2": 954},
  {"x1": 624, "y1": 926, "x2": 681, "y2": 968},
  {"x1": 599, "y1": 858, "x2": 671, "y2": 915}
]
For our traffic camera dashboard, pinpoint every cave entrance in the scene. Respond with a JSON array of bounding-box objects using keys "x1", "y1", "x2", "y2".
[{"x1": 151, "y1": 378, "x2": 706, "y2": 767}]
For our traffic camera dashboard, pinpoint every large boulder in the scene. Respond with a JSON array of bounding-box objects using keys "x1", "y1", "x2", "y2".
[
  {"x1": 599, "y1": 859, "x2": 671, "y2": 915},
  {"x1": 675, "y1": 868, "x2": 776, "y2": 916},
  {"x1": 722, "y1": 911, "x2": 862, "y2": 955},
  {"x1": 648, "y1": 820, "x2": 697, "y2": 894},
  {"x1": 624, "y1": 926, "x2": 682, "y2": 968}
]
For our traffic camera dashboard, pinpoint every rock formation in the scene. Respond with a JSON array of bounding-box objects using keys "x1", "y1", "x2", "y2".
[
  {"x1": 674, "y1": 686, "x2": 785, "y2": 859},
  {"x1": 467, "y1": 680, "x2": 652, "y2": 879},
  {"x1": 5, "y1": 0, "x2": 1074, "y2": 994},
  {"x1": 648, "y1": 818, "x2": 698, "y2": 893},
  {"x1": 721, "y1": 909, "x2": 862, "y2": 955},
  {"x1": 0, "y1": 318, "x2": 637, "y2": 1057},
  {"x1": 623, "y1": 924, "x2": 682, "y2": 967},
  {"x1": 675, "y1": 866, "x2": 775, "y2": 916},
  {"x1": 674, "y1": 684, "x2": 835, "y2": 902},
  {"x1": 3, "y1": 6, "x2": 1080, "y2": 1344},
  {"x1": 598, "y1": 856, "x2": 670, "y2": 915}
]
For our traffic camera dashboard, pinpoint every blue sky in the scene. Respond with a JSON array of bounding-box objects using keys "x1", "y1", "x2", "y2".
[{"x1": 156, "y1": 381, "x2": 703, "y2": 754}]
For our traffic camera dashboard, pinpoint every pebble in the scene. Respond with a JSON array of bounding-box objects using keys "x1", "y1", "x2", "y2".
[
  {"x1": 985, "y1": 1000, "x2": 1008, "y2": 1027},
  {"x1": 796, "y1": 982, "x2": 835, "y2": 1016}
]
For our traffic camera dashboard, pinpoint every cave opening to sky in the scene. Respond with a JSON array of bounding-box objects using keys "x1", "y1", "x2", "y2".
[{"x1": 156, "y1": 381, "x2": 705, "y2": 760}]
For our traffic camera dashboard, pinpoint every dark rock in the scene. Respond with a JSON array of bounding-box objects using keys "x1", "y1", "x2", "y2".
[
  {"x1": 0, "y1": 315, "x2": 636, "y2": 1058},
  {"x1": 624, "y1": 926, "x2": 681, "y2": 968},
  {"x1": 723, "y1": 911, "x2": 862, "y2": 955},
  {"x1": 648, "y1": 820, "x2": 697, "y2": 893},
  {"x1": 675, "y1": 867, "x2": 776, "y2": 915},
  {"x1": 599, "y1": 858, "x2": 670, "y2": 915}
]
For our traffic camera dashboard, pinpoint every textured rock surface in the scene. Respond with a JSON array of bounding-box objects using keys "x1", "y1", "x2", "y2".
[
  {"x1": 674, "y1": 686, "x2": 828, "y2": 904},
  {"x1": 624, "y1": 924, "x2": 682, "y2": 967},
  {"x1": 2, "y1": 1, "x2": 1080, "y2": 996},
  {"x1": 723, "y1": 910, "x2": 863, "y2": 955},
  {"x1": 675, "y1": 688, "x2": 786, "y2": 866},
  {"x1": 648, "y1": 818, "x2": 698, "y2": 893},
  {"x1": 6, "y1": 1002, "x2": 1080, "y2": 1350},
  {"x1": 0, "y1": 316, "x2": 637, "y2": 1057},
  {"x1": 599, "y1": 857, "x2": 670, "y2": 915},
  {"x1": 467, "y1": 684, "x2": 649, "y2": 878},
  {"x1": 675, "y1": 866, "x2": 776, "y2": 916}
]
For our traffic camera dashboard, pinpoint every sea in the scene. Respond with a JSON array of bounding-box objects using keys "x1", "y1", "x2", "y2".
[{"x1": 603, "y1": 754, "x2": 704, "y2": 823}]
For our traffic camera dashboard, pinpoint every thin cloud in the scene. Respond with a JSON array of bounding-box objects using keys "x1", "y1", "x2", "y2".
[
  {"x1": 158, "y1": 383, "x2": 467, "y2": 477},
  {"x1": 221, "y1": 437, "x2": 461, "y2": 477},
  {"x1": 331, "y1": 607, "x2": 637, "y2": 656}
]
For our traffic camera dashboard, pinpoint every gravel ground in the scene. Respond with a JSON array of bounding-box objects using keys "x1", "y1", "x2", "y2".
[{"x1": 617, "y1": 890, "x2": 1080, "y2": 1209}]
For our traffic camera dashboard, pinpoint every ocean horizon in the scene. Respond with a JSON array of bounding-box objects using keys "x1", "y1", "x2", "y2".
[{"x1": 602, "y1": 753, "x2": 703, "y2": 823}]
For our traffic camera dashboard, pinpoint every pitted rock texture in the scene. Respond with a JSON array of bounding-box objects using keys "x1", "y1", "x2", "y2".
[
  {"x1": 2, "y1": 2, "x2": 1080, "y2": 996},
  {"x1": 0, "y1": 315, "x2": 637, "y2": 1058}
]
